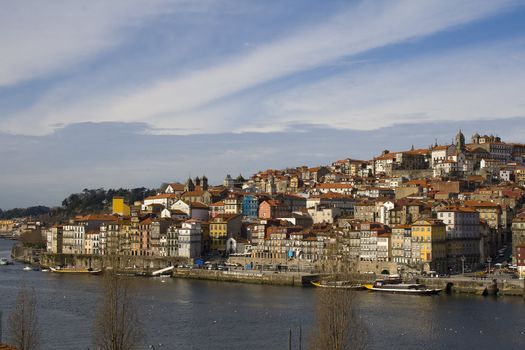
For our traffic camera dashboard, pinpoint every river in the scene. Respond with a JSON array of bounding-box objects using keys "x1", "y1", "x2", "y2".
[{"x1": 1, "y1": 239, "x2": 524, "y2": 349}]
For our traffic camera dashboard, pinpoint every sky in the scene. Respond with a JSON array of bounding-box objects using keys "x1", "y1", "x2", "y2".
[{"x1": 1, "y1": 0, "x2": 525, "y2": 209}]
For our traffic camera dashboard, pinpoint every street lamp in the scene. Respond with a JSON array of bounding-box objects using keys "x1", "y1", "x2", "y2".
[
  {"x1": 461, "y1": 255, "x2": 466, "y2": 276},
  {"x1": 487, "y1": 257, "x2": 492, "y2": 279}
]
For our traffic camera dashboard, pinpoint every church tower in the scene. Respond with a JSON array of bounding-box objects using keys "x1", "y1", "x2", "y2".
[
  {"x1": 184, "y1": 177, "x2": 195, "y2": 192},
  {"x1": 455, "y1": 129, "x2": 465, "y2": 151},
  {"x1": 202, "y1": 175, "x2": 209, "y2": 191}
]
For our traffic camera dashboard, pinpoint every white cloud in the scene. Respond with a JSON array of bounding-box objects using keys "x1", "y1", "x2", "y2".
[
  {"x1": 0, "y1": 0, "x2": 520, "y2": 135},
  {"x1": 0, "y1": 1, "x2": 181, "y2": 88},
  {"x1": 262, "y1": 40, "x2": 525, "y2": 131}
]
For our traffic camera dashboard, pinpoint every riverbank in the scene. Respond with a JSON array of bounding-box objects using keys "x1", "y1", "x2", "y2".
[
  {"x1": 10, "y1": 241, "x2": 43, "y2": 264},
  {"x1": 421, "y1": 276, "x2": 525, "y2": 297},
  {"x1": 12, "y1": 250, "x2": 524, "y2": 296}
]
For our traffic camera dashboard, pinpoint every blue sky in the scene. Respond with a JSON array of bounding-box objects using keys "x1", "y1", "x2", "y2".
[{"x1": 1, "y1": 0, "x2": 525, "y2": 208}]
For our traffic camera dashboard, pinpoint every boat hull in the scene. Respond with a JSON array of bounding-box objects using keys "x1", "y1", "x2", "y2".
[
  {"x1": 363, "y1": 284, "x2": 442, "y2": 295},
  {"x1": 50, "y1": 267, "x2": 102, "y2": 275},
  {"x1": 311, "y1": 281, "x2": 364, "y2": 290}
]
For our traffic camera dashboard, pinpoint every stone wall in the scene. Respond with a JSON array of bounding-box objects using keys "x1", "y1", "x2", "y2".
[
  {"x1": 173, "y1": 268, "x2": 318, "y2": 287},
  {"x1": 40, "y1": 253, "x2": 188, "y2": 272}
]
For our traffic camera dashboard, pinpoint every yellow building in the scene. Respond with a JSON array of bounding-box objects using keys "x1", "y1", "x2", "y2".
[
  {"x1": 464, "y1": 200, "x2": 501, "y2": 229},
  {"x1": 112, "y1": 197, "x2": 131, "y2": 217},
  {"x1": 411, "y1": 219, "x2": 447, "y2": 273},
  {"x1": 209, "y1": 214, "x2": 242, "y2": 252},
  {"x1": 0, "y1": 219, "x2": 15, "y2": 232}
]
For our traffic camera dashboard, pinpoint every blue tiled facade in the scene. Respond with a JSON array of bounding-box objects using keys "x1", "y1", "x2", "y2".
[{"x1": 242, "y1": 195, "x2": 259, "y2": 218}]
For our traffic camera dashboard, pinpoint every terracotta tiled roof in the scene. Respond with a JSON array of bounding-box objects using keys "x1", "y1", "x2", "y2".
[
  {"x1": 167, "y1": 183, "x2": 185, "y2": 190},
  {"x1": 145, "y1": 193, "x2": 179, "y2": 200},
  {"x1": 405, "y1": 149, "x2": 430, "y2": 155},
  {"x1": 190, "y1": 202, "x2": 209, "y2": 209},
  {"x1": 0, "y1": 344, "x2": 19, "y2": 350},
  {"x1": 182, "y1": 191, "x2": 206, "y2": 197},
  {"x1": 319, "y1": 192, "x2": 353, "y2": 199},
  {"x1": 139, "y1": 217, "x2": 153, "y2": 225},
  {"x1": 374, "y1": 153, "x2": 397, "y2": 160},
  {"x1": 393, "y1": 224, "x2": 411, "y2": 229},
  {"x1": 437, "y1": 206, "x2": 477, "y2": 213},
  {"x1": 464, "y1": 200, "x2": 499, "y2": 208},
  {"x1": 316, "y1": 183, "x2": 353, "y2": 189}
]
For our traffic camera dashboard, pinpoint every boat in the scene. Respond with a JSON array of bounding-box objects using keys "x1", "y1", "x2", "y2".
[
  {"x1": 0, "y1": 257, "x2": 13, "y2": 265},
  {"x1": 311, "y1": 280, "x2": 363, "y2": 290},
  {"x1": 363, "y1": 280, "x2": 442, "y2": 295},
  {"x1": 50, "y1": 266, "x2": 102, "y2": 275},
  {"x1": 23, "y1": 266, "x2": 32, "y2": 271}
]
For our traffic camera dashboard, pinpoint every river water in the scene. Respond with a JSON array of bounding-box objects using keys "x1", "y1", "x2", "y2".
[{"x1": 1, "y1": 239, "x2": 524, "y2": 349}]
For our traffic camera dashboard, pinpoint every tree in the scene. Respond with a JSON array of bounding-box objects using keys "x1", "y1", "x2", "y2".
[
  {"x1": 309, "y1": 234, "x2": 367, "y2": 350},
  {"x1": 7, "y1": 285, "x2": 40, "y2": 350},
  {"x1": 19, "y1": 230, "x2": 45, "y2": 249},
  {"x1": 93, "y1": 268, "x2": 142, "y2": 350},
  {"x1": 309, "y1": 289, "x2": 366, "y2": 350}
]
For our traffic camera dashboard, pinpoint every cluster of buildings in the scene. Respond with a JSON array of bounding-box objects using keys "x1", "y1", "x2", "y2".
[{"x1": 42, "y1": 131, "x2": 525, "y2": 275}]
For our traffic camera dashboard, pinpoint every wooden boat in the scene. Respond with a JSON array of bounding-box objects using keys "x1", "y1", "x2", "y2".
[
  {"x1": 363, "y1": 280, "x2": 442, "y2": 295},
  {"x1": 311, "y1": 280, "x2": 363, "y2": 290},
  {"x1": 50, "y1": 266, "x2": 102, "y2": 275},
  {"x1": 0, "y1": 257, "x2": 12, "y2": 265}
]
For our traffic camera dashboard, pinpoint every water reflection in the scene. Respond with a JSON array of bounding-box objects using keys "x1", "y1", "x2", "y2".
[{"x1": 1, "y1": 239, "x2": 524, "y2": 350}]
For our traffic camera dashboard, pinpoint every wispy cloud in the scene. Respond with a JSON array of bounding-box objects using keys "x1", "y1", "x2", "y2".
[
  {"x1": 0, "y1": 1, "x2": 182, "y2": 88},
  {"x1": 1, "y1": 0, "x2": 518, "y2": 135},
  {"x1": 262, "y1": 39, "x2": 525, "y2": 130}
]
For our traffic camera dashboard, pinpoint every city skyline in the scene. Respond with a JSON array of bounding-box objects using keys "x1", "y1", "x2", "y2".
[{"x1": 1, "y1": 0, "x2": 525, "y2": 208}]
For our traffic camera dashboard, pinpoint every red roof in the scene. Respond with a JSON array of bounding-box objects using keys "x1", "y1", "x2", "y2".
[
  {"x1": 317, "y1": 183, "x2": 353, "y2": 189},
  {"x1": 145, "y1": 193, "x2": 179, "y2": 200},
  {"x1": 190, "y1": 202, "x2": 209, "y2": 209},
  {"x1": 464, "y1": 200, "x2": 499, "y2": 208},
  {"x1": 167, "y1": 183, "x2": 185, "y2": 191}
]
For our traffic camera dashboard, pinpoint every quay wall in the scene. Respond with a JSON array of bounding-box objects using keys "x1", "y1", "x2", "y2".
[
  {"x1": 35, "y1": 253, "x2": 525, "y2": 296},
  {"x1": 40, "y1": 253, "x2": 188, "y2": 272},
  {"x1": 421, "y1": 277, "x2": 525, "y2": 296},
  {"x1": 173, "y1": 268, "x2": 319, "y2": 287}
]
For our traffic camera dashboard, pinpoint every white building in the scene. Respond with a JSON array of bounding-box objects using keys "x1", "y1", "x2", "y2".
[
  {"x1": 170, "y1": 200, "x2": 209, "y2": 221},
  {"x1": 377, "y1": 200, "x2": 395, "y2": 225},
  {"x1": 376, "y1": 234, "x2": 391, "y2": 262},
  {"x1": 307, "y1": 205, "x2": 341, "y2": 224},
  {"x1": 62, "y1": 224, "x2": 86, "y2": 254},
  {"x1": 178, "y1": 220, "x2": 202, "y2": 258},
  {"x1": 359, "y1": 230, "x2": 377, "y2": 261},
  {"x1": 143, "y1": 194, "x2": 178, "y2": 209},
  {"x1": 437, "y1": 207, "x2": 481, "y2": 269},
  {"x1": 431, "y1": 144, "x2": 456, "y2": 167}
]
